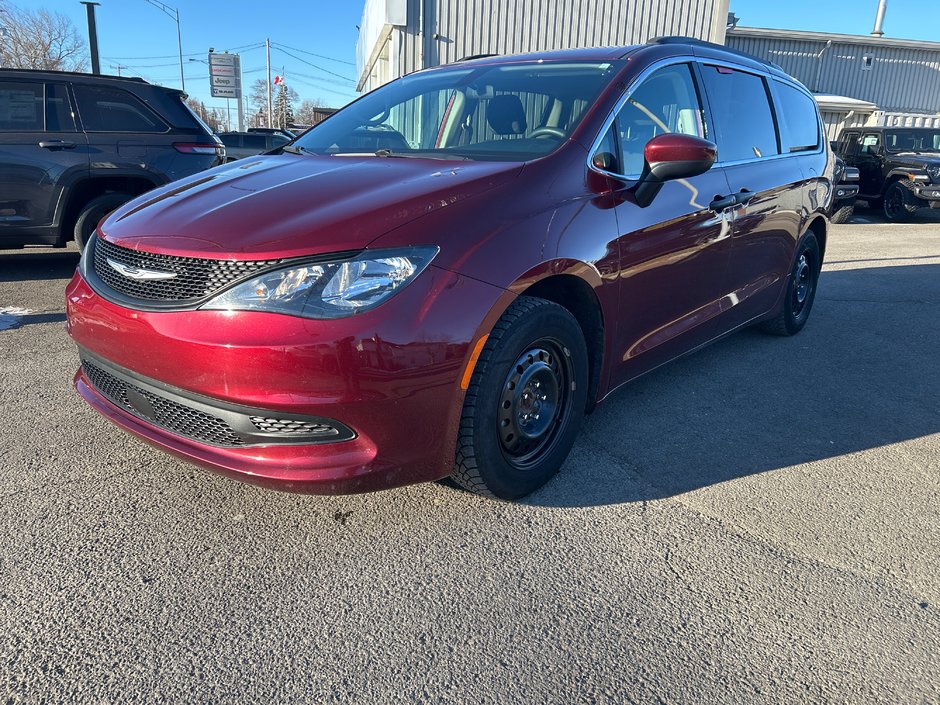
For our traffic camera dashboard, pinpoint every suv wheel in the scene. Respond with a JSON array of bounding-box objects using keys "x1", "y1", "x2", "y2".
[
  {"x1": 883, "y1": 181, "x2": 918, "y2": 223},
  {"x1": 74, "y1": 193, "x2": 132, "y2": 250},
  {"x1": 451, "y1": 296, "x2": 589, "y2": 500},
  {"x1": 761, "y1": 232, "x2": 820, "y2": 336}
]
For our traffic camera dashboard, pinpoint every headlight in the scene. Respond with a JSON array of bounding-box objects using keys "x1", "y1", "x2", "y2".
[
  {"x1": 926, "y1": 164, "x2": 940, "y2": 182},
  {"x1": 201, "y1": 246, "x2": 439, "y2": 319}
]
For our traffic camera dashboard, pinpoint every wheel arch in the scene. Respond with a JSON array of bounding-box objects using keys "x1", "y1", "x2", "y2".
[
  {"x1": 61, "y1": 176, "x2": 160, "y2": 243},
  {"x1": 511, "y1": 269, "x2": 607, "y2": 411}
]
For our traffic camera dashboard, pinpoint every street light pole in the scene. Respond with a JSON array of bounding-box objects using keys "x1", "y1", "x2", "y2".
[
  {"x1": 79, "y1": 2, "x2": 101, "y2": 74},
  {"x1": 144, "y1": 0, "x2": 184, "y2": 91}
]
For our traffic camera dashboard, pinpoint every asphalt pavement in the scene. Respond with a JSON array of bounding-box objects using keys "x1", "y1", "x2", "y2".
[{"x1": 1, "y1": 207, "x2": 938, "y2": 704}]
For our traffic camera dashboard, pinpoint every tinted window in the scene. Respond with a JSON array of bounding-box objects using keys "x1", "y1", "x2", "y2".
[
  {"x1": 774, "y1": 81, "x2": 819, "y2": 152},
  {"x1": 701, "y1": 66, "x2": 779, "y2": 162},
  {"x1": 242, "y1": 134, "x2": 267, "y2": 149},
  {"x1": 841, "y1": 131, "x2": 860, "y2": 155},
  {"x1": 46, "y1": 84, "x2": 76, "y2": 132},
  {"x1": 611, "y1": 63, "x2": 705, "y2": 176},
  {"x1": 219, "y1": 133, "x2": 241, "y2": 147},
  {"x1": 0, "y1": 81, "x2": 43, "y2": 131},
  {"x1": 271, "y1": 135, "x2": 289, "y2": 147},
  {"x1": 74, "y1": 85, "x2": 167, "y2": 132},
  {"x1": 885, "y1": 129, "x2": 940, "y2": 153}
]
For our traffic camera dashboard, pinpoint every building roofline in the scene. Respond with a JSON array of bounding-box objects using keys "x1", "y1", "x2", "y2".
[{"x1": 728, "y1": 26, "x2": 940, "y2": 52}]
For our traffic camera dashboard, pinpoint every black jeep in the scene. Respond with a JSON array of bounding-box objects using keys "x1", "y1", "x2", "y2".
[
  {"x1": 0, "y1": 69, "x2": 224, "y2": 249},
  {"x1": 835, "y1": 126, "x2": 940, "y2": 222}
]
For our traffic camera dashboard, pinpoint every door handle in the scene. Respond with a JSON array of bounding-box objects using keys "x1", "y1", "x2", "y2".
[
  {"x1": 735, "y1": 189, "x2": 755, "y2": 206},
  {"x1": 709, "y1": 194, "x2": 738, "y2": 211},
  {"x1": 38, "y1": 140, "x2": 76, "y2": 150},
  {"x1": 710, "y1": 190, "x2": 755, "y2": 212}
]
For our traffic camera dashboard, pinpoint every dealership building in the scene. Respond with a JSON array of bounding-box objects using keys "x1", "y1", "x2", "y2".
[
  {"x1": 356, "y1": 0, "x2": 730, "y2": 92},
  {"x1": 355, "y1": 0, "x2": 940, "y2": 140}
]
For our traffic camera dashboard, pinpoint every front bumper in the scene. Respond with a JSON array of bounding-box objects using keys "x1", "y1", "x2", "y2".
[
  {"x1": 912, "y1": 184, "x2": 940, "y2": 203},
  {"x1": 66, "y1": 265, "x2": 507, "y2": 494}
]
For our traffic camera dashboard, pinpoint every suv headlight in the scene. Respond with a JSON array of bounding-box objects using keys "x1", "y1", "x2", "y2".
[
  {"x1": 926, "y1": 164, "x2": 940, "y2": 182},
  {"x1": 201, "y1": 246, "x2": 439, "y2": 319}
]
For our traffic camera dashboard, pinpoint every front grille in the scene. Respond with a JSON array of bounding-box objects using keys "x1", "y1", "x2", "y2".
[
  {"x1": 250, "y1": 416, "x2": 339, "y2": 437},
  {"x1": 93, "y1": 236, "x2": 283, "y2": 303},
  {"x1": 82, "y1": 359, "x2": 245, "y2": 447}
]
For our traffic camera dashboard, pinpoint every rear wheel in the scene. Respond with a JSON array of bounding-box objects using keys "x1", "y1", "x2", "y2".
[
  {"x1": 883, "y1": 181, "x2": 918, "y2": 223},
  {"x1": 451, "y1": 296, "x2": 589, "y2": 500},
  {"x1": 73, "y1": 192, "x2": 132, "y2": 250},
  {"x1": 761, "y1": 232, "x2": 820, "y2": 337}
]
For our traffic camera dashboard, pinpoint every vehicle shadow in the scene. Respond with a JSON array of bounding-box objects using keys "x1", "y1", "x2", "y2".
[
  {"x1": 849, "y1": 202, "x2": 940, "y2": 224},
  {"x1": 0, "y1": 250, "x2": 80, "y2": 282},
  {"x1": 528, "y1": 262, "x2": 940, "y2": 508}
]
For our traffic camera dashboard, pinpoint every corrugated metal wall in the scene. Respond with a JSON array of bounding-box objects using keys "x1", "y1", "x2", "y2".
[
  {"x1": 361, "y1": 0, "x2": 729, "y2": 91},
  {"x1": 726, "y1": 33, "x2": 940, "y2": 114}
]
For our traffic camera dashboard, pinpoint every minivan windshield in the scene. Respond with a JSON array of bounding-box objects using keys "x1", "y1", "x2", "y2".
[
  {"x1": 885, "y1": 129, "x2": 940, "y2": 153},
  {"x1": 293, "y1": 60, "x2": 622, "y2": 162}
]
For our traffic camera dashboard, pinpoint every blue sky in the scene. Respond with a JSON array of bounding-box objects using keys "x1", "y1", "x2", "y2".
[{"x1": 21, "y1": 0, "x2": 940, "y2": 112}]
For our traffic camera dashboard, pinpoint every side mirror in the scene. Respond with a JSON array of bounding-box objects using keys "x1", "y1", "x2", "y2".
[{"x1": 634, "y1": 133, "x2": 718, "y2": 207}]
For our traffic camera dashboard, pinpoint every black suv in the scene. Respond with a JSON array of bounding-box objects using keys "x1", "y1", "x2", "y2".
[
  {"x1": 0, "y1": 69, "x2": 224, "y2": 249},
  {"x1": 835, "y1": 126, "x2": 940, "y2": 221}
]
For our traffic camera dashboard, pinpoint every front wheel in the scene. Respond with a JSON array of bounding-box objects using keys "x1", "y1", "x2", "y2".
[
  {"x1": 883, "y1": 181, "x2": 918, "y2": 223},
  {"x1": 761, "y1": 232, "x2": 821, "y2": 337},
  {"x1": 451, "y1": 296, "x2": 589, "y2": 500}
]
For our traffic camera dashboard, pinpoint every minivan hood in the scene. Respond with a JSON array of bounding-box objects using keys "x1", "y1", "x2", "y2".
[{"x1": 99, "y1": 154, "x2": 524, "y2": 258}]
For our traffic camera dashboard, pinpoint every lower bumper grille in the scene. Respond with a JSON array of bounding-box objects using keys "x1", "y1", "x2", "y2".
[
  {"x1": 80, "y1": 357, "x2": 356, "y2": 448},
  {"x1": 83, "y1": 359, "x2": 245, "y2": 446}
]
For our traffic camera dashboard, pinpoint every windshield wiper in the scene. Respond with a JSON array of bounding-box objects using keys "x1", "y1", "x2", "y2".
[{"x1": 374, "y1": 148, "x2": 472, "y2": 160}]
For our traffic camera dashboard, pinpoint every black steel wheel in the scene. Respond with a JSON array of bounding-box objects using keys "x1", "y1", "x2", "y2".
[
  {"x1": 761, "y1": 232, "x2": 821, "y2": 336},
  {"x1": 883, "y1": 181, "x2": 917, "y2": 223},
  {"x1": 452, "y1": 296, "x2": 589, "y2": 500}
]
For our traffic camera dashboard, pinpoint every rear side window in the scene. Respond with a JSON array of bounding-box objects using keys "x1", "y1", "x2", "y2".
[
  {"x1": 774, "y1": 81, "x2": 820, "y2": 152},
  {"x1": 242, "y1": 134, "x2": 267, "y2": 149},
  {"x1": 46, "y1": 84, "x2": 76, "y2": 132},
  {"x1": 219, "y1": 134, "x2": 241, "y2": 147},
  {"x1": 701, "y1": 66, "x2": 779, "y2": 162},
  {"x1": 840, "y1": 131, "x2": 860, "y2": 155},
  {"x1": 0, "y1": 81, "x2": 43, "y2": 131},
  {"x1": 74, "y1": 85, "x2": 168, "y2": 132}
]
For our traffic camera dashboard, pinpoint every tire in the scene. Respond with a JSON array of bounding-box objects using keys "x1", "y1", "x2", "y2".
[
  {"x1": 830, "y1": 204, "x2": 854, "y2": 224},
  {"x1": 761, "y1": 232, "x2": 821, "y2": 337},
  {"x1": 73, "y1": 192, "x2": 132, "y2": 250},
  {"x1": 451, "y1": 296, "x2": 589, "y2": 500},
  {"x1": 882, "y1": 181, "x2": 919, "y2": 223}
]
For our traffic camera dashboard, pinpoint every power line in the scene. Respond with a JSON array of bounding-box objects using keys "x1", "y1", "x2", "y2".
[
  {"x1": 104, "y1": 42, "x2": 265, "y2": 61},
  {"x1": 272, "y1": 45, "x2": 355, "y2": 82},
  {"x1": 269, "y1": 42, "x2": 356, "y2": 66}
]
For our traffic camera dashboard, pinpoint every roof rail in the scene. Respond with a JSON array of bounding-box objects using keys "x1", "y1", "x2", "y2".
[
  {"x1": 647, "y1": 36, "x2": 785, "y2": 73},
  {"x1": 0, "y1": 67, "x2": 150, "y2": 82},
  {"x1": 457, "y1": 53, "x2": 499, "y2": 62}
]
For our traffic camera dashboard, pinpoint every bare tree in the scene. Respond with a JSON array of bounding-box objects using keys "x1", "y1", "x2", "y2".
[
  {"x1": 296, "y1": 98, "x2": 326, "y2": 125},
  {"x1": 185, "y1": 97, "x2": 224, "y2": 133},
  {"x1": 249, "y1": 78, "x2": 268, "y2": 120},
  {"x1": 0, "y1": 1, "x2": 88, "y2": 71}
]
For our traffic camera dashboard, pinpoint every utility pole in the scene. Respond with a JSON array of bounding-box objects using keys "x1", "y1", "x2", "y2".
[
  {"x1": 79, "y1": 2, "x2": 101, "y2": 75},
  {"x1": 109, "y1": 63, "x2": 128, "y2": 76},
  {"x1": 266, "y1": 38, "x2": 273, "y2": 129}
]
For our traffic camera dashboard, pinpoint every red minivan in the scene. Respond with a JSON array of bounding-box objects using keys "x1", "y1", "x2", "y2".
[{"x1": 67, "y1": 38, "x2": 833, "y2": 499}]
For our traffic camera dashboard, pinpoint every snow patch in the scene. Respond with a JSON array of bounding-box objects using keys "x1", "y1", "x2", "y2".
[{"x1": 0, "y1": 307, "x2": 31, "y2": 331}]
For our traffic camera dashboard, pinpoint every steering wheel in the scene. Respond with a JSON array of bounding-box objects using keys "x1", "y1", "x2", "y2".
[{"x1": 529, "y1": 126, "x2": 567, "y2": 140}]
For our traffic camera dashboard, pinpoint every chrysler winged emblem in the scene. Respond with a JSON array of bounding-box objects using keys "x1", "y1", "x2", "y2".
[{"x1": 106, "y1": 258, "x2": 178, "y2": 281}]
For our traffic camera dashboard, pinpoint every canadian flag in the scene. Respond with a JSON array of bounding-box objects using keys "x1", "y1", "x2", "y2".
[{"x1": 274, "y1": 75, "x2": 284, "y2": 86}]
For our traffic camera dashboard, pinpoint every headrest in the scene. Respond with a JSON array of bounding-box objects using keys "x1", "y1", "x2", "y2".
[{"x1": 486, "y1": 95, "x2": 527, "y2": 135}]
